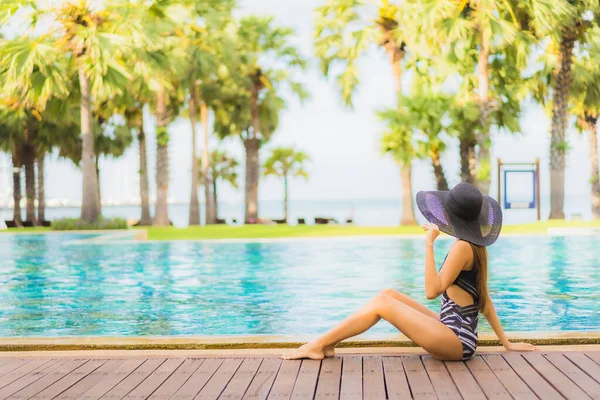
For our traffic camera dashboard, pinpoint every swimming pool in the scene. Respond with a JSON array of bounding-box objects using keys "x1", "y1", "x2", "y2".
[{"x1": 0, "y1": 233, "x2": 598, "y2": 337}]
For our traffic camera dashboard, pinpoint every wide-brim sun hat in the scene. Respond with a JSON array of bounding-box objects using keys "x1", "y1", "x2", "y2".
[{"x1": 416, "y1": 182, "x2": 503, "y2": 247}]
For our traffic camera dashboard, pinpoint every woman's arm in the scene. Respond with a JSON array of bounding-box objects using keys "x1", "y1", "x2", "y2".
[
  {"x1": 482, "y1": 295, "x2": 537, "y2": 351},
  {"x1": 423, "y1": 224, "x2": 472, "y2": 299}
]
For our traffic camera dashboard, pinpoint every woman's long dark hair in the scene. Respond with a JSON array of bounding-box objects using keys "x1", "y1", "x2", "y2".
[{"x1": 470, "y1": 243, "x2": 489, "y2": 312}]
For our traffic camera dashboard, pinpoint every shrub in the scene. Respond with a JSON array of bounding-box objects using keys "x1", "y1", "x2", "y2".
[{"x1": 51, "y1": 217, "x2": 129, "y2": 231}]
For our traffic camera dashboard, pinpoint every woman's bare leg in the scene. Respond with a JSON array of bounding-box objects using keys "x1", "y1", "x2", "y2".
[
  {"x1": 379, "y1": 288, "x2": 439, "y2": 320},
  {"x1": 283, "y1": 291, "x2": 463, "y2": 361},
  {"x1": 318, "y1": 289, "x2": 437, "y2": 357}
]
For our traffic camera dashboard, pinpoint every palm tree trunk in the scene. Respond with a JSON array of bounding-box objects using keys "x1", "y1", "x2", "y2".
[
  {"x1": 460, "y1": 136, "x2": 476, "y2": 184},
  {"x1": 23, "y1": 143, "x2": 36, "y2": 224},
  {"x1": 137, "y1": 112, "x2": 152, "y2": 226},
  {"x1": 244, "y1": 138, "x2": 260, "y2": 223},
  {"x1": 200, "y1": 98, "x2": 215, "y2": 224},
  {"x1": 431, "y1": 151, "x2": 449, "y2": 191},
  {"x1": 476, "y1": 25, "x2": 491, "y2": 195},
  {"x1": 154, "y1": 87, "x2": 170, "y2": 226},
  {"x1": 584, "y1": 114, "x2": 600, "y2": 219},
  {"x1": 213, "y1": 179, "x2": 219, "y2": 220},
  {"x1": 284, "y1": 173, "x2": 289, "y2": 222},
  {"x1": 95, "y1": 155, "x2": 101, "y2": 215},
  {"x1": 387, "y1": 45, "x2": 417, "y2": 226},
  {"x1": 245, "y1": 87, "x2": 261, "y2": 224},
  {"x1": 11, "y1": 150, "x2": 22, "y2": 226},
  {"x1": 79, "y1": 67, "x2": 100, "y2": 222},
  {"x1": 549, "y1": 30, "x2": 576, "y2": 219},
  {"x1": 387, "y1": 47, "x2": 403, "y2": 94},
  {"x1": 400, "y1": 163, "x2": 416, "y2": 225},
  {"x1": 37, "y1": 153, "x2": 45, "y2": 223},
  {"x1": 188, "y1": 90, "x2": 200, "y2": 226}
]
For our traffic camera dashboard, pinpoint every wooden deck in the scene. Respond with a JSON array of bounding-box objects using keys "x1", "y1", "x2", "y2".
[{"x1": 0, "y1": 351, "x2": 599, "y2": 399}]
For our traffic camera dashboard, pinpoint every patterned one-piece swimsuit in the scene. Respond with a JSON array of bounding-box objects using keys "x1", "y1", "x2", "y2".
[{"x1": 438, "y1": 254, "x2": 480, "y2": 360}]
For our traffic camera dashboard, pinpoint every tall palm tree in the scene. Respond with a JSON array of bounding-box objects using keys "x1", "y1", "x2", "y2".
[
  {"x1": 1, "y1": 0, "x2": 144, "y2": 222},
  {"x1": 181, "y1": 4, "x2": 235, "y2": 226},
  {"x1": 0, "y1": 108, "x2": 23, "y2": 226},
  {"x1": 571, "y1": 30, "x2": 600, "y2": 219},
  {"x1": 263, "y1": 147, "x2": 310, "y2": 223},
  {"x1": 543, "y1": 2, "x2": 599, "y2": 219},
  {"x1": 314, "y1": 0, "x2": 417, "y2": 224},
  {"x1": 379, "y1": 106, "x2": 417, "y2": 225},
  {"x1": 199, "y1": 150, "x2": 239, "y2": 221},
  {"x1": 234, "y1": 16, "x2": 308, "y2": 224}
]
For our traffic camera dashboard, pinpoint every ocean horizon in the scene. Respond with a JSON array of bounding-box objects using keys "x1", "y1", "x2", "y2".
[{"x1": 0, "y1": 196, "x2": 593, "y2": 227}]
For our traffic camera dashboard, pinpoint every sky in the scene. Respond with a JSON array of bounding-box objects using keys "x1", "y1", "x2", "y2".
[{"x1": 0, "y1": 0, "x2": 596, "y2": 218}]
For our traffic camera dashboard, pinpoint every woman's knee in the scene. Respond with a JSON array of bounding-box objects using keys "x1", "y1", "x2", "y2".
[
  {"x1": 379, "y1": 288, "x2": 400, "y2": 298},
  {"x1": 371, "y1": 291, "x2": 395, "y2": 311}
]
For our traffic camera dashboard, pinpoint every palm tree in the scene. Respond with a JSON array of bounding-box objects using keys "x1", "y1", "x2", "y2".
[
  {"x1": 263, "y1": 147, "x2": 310, "y2": 223},
  {"x1": 379, "y1": 107, "x2": 416, "y2": 225},
  {"x1": 314, "y1": 0, "x2": 417, "y2": 224},
  {"x1": 1, "y1": 1, "x2": 147, "y2": 222},
  {"x1": 234, "y1": 16, "x2": 308, "y2": 224},
  {"x1": 543, "y1": 3, "x2": 599, "y2": 219},
  {"x1": 0, "y1": 108, "x2": 23, "y2": 226},
  {"x1": 527, "y1": 20, "x2": 600, "y2": 219},
  {"x1": 0, "y1": 30, "x2": 72, "y2": 224},
  {"x1": 571, "y1": 30, "x2": 600, "y2": 219},
  {"x1": 181, "y1": 4, "x2": 235, "y2": 226},
  {"x1": 199, "y1": 150, "x2": 239, "y2": 221}
]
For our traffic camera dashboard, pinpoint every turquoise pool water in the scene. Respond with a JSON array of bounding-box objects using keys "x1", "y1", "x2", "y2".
[{"x1": 0, "y1": 233, "x2": 599, "y2": 337}]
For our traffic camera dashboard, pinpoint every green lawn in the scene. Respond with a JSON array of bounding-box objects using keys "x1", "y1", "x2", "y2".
[
  {"x1": 145, "y1": 219, "x2": 600, "y2": 240},
  {"x1": 3, "y1": 219, "x2": 599, "y2": 240}
]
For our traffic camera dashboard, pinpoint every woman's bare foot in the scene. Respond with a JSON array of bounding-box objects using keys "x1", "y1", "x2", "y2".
[
  {"x1": 282, "y1": 342, "x2": 327, "y2": 360},
  {"x1": 324, "y1": 345, "x2": 336, "y2": 357}
]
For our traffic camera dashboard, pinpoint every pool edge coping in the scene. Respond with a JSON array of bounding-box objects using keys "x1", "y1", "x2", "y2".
[{"x1": 1, "y1": 332, "x2": 599, "y2": 351}]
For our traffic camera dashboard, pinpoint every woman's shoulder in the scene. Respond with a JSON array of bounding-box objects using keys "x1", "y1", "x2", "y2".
[
  {"x1": 448, "y1": 240, "x2": 475, "y2": 269},
  {"x1": 450, "y1": 239, "x2": 472, "y2": 252}
]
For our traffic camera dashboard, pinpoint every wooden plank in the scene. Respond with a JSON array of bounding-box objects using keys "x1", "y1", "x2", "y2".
[
  {"x1": 290, "y1": 359, "x2": 320, "y2": 400},
  {"x1": 466, "y1": 356, "x2": 511, "y2": 399},
  {"x1": 30, "y1": 360, "x2": 106, "y2": 399},
  {"x1": 522, "y1": 353, "x2": 590, "y2": 400},
  {"x1": 444, "y1": 361, "x2": 486, "y2": 400},
  {"x1": 340, "y1": 356, "x2": 363, "y2": 400},
  {"x1": 587, "y1": 352, "x2": 600, "y2": 365},
  {"x1": 422, "y1": 357, "x2": 461, "y2": 399},
  {"x1": 503, "y1": 353, "x2": 563, "y2": 400},
  {"x1": 0, "y1": 358, "x2": 56, "y2": 389},
  {"x1": 0, "y1": 359, "x2": 28, "y2": 378},
  {"x1": 482, "y1": 354, "x2": 536, "y2": 400},
  {"x1": 8, "y1": 359, "x2": 87, "y2": 399},
  {"x1": 100, "y1": 358, "x2": 166, "y2": 399},
  {"x1": 313, "y1": 358, "x2": 342, "y2": 400},
  {"x1": 78, "y1": 359, "x2": 145, "y2": 400},
  {"x1": 220, "y1": 358, "x2": 263, "y2": 400},
  {"x1": 172, "y1": 358, "x2": 223, "y2": 399},
  {"x1": 123, "y1": 358, "x2": 185, "y2": 399},
  {"x1": 363, "y1": 356, "x2": 386, "y2": 400},
  {"x1": 564, "y1": 353, "x2": 600, "y2": 384},
  {"x1": 54, "y1": 359, "x2": 127, "y2": 399},
  {"x1": 402, "y1": 356, "x2": 436, "y2": 400},
  {"x1": 267, "y1": 359, "x2": 302, "y2": 400},
  {"x1": 149, "y1": 359, "x2": 205, "y2": 400},
  {"x1": 196, "y1": 358, "x2": 243, "y2": 400},
  {"x1": 0, "y1": 360, "x2": 66, "y2": 400},
  {"x1": 544, "y1": 353, "x2": 600, "y2": 399},
  {"x1": 242, "y1": 358, "x2": 281, "y2": 400},
  {"x1": 382, "y1": 357, "x2": 410, "y2": 400}
]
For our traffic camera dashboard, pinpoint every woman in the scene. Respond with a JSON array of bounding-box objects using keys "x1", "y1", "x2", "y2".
[{"x1": 284, "y1": 183, "x2": 536, "y2": 361}]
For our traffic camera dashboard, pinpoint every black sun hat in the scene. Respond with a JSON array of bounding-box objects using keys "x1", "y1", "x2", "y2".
[{"x1": 416, "y1": 182, "x2": 503, "y2": 247}]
